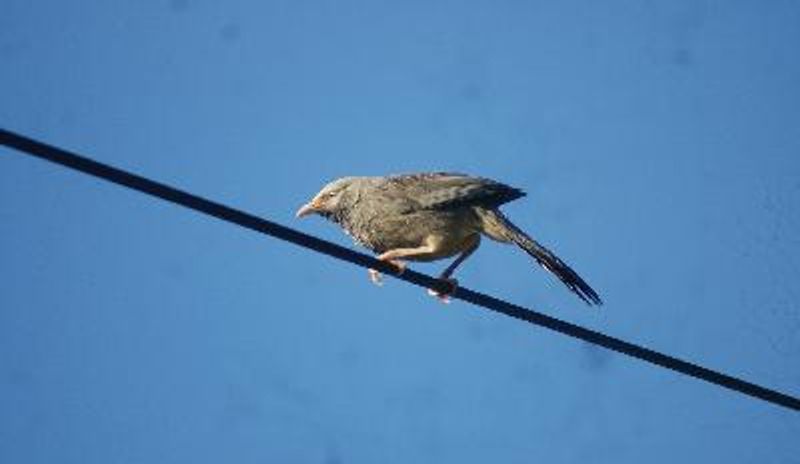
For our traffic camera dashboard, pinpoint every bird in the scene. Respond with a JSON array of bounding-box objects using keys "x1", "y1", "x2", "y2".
[{"x1": 296, "y1": 172, "x2": 602, "y2": 305}]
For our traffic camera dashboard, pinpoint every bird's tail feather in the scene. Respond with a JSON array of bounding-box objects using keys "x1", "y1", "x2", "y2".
[{"x1": 477, "y1": 209, "x2": 603, "y2": 306}]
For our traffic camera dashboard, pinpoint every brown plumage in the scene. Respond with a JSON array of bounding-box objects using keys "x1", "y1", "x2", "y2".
[{"x1": 296, "y1": 173, "x2": 602, "y2": 305}]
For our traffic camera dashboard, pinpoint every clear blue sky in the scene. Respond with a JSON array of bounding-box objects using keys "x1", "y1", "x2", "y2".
[{"x1": 1, "y1": 1, "x2": 798, "y2": 462}]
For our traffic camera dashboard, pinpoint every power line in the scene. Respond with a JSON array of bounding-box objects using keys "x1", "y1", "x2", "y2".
[{"x1": 1, "y1": 127, "x2": 798, "y2": 413}]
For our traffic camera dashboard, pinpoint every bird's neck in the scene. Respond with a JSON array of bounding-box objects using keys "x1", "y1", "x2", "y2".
[{"x1": 325, "y1": 208, "x2": 351, "y2": 228}]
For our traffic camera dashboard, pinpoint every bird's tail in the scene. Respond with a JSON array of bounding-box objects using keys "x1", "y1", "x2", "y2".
[{"x1": 476, "y1": 208, "x2": 603, "y2": 306}]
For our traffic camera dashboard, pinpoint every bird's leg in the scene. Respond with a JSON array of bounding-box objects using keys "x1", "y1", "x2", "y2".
[
  {"x1": 439, "y1": 237, "x2": 480, "y2": 279},
  {"x1": 367, "y1": 245, "x2": 435, "y2": 286},
  {"x1": 428, "y1": 235, "x2": 480, "y2": 303}
]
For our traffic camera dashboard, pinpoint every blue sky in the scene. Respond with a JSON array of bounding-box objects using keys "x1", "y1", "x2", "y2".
[{"x1": 1, "y1": 1, "x2": 798, "y2": 462}]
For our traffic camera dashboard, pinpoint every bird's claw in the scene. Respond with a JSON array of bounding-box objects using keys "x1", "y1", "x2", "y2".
[
  {"x1": 386, "y1": 259, "x2": 406, "y2": 275},
  {"x1": 428, "y1": 278, "x2": 458, "y2": 303},
  {"x1": 369, "y1": 260, "x2": 405, "y2": 286},
  {"x1": 369, "y1": 268, "x2": 383, "y2": 286}
]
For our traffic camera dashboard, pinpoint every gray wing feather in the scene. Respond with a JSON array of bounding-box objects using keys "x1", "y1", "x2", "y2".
[{"x1": 385, "y1": 173, "x2": 525, "y2": 211}]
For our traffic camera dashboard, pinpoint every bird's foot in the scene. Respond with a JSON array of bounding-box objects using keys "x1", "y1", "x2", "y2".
[
  {"x1": 384, "y1": 259, "x2": 406, "y2": 275},
  {"x1": 368, "y1": 268, "x2": 383, "y2": 286},
  {"x1": 368, "y1": 260, "x2": 406, "y2": 286},
  {"x1": 427, "y1": 278, "x2": 459, "y2": 304}
]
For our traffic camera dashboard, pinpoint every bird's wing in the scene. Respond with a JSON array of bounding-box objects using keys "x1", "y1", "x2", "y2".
[{"x1": 383, "y1": 173, "x2": 525, "y2": 211}]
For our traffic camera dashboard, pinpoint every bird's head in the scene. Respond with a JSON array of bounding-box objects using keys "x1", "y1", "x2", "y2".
[{"x1": 296, "y1": 177, "x2": 358, "y2": 219}]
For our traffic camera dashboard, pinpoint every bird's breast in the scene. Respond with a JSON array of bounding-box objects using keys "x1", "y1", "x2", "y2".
[{"x1": 340, "y1": 207, "x2": 482, "y2": 259}]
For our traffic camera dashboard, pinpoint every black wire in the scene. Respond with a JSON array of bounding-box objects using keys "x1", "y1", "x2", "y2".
[{"x1": 2, "y1": 128, "x2": 798, "y2": 412}]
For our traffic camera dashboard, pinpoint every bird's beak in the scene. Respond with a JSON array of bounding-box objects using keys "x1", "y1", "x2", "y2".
[{"x1": 295, "y1": 200, "x2": 319, "y2": 218}]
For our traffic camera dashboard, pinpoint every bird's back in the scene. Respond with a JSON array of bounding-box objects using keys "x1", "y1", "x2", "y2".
[{"x1": 379, "y1": 173, "x2": 525, "y2": 212}]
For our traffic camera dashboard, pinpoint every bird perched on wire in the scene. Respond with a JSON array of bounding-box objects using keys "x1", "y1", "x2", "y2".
[{"x1": 296, "y1": 173, "x2": 602, "y2": 305}]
